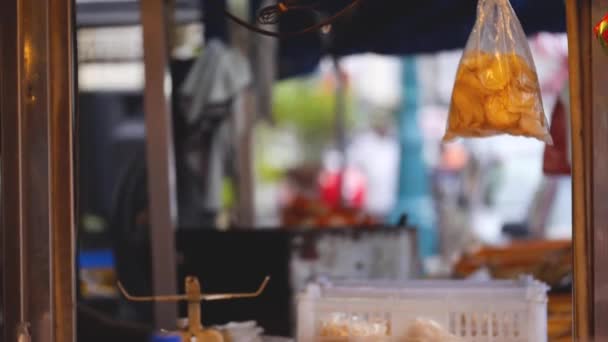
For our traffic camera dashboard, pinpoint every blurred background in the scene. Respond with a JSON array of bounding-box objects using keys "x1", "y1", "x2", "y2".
[{"x1": 74, "y1": 0, "x2": 572, "y2": 340}]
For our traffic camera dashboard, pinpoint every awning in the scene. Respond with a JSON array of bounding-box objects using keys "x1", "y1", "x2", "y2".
[
  {"x1": 78, "y1": 0, "x2": 567, "y2": 78},
  {"x1": 273, "y1": 0, "x2": 567, "y2": 77}
]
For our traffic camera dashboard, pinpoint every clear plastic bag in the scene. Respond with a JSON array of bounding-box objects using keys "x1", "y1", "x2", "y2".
[{"x1": 443, "y1": 0, "x2": 553, "y2": 144}]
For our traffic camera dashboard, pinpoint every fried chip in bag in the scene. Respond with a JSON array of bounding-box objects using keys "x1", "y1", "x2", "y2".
[{"x1": 443, "y1": 0, "x2": 552, "y2": 144}]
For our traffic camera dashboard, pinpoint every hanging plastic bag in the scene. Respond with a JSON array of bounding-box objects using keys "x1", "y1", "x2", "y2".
[{"x1": 443, "y1": 0, "x2": 552, "y2": 144}]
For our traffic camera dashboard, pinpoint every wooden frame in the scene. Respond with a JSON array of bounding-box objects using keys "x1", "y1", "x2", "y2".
[
  {"x1": 565, "y1": 0, "x2": 592, "y2": 339},
  {"x1": 566, "y1": 0, "x2": 608, "y2": 340},
  {"x1": 0, "y1": 0, "x2": 76, "y2": 341}
]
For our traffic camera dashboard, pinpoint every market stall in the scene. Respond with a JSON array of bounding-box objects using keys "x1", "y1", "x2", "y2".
[{"x1": 1, "y1": 0, "x2": 605, "y2": 341}]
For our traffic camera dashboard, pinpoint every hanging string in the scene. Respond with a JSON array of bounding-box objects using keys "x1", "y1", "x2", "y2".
[{"x1": 222, "y1": 0, "x2": 364, "y2": 38}]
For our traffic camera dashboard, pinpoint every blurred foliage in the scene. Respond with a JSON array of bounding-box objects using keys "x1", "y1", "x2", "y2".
[
  {"x1": 222, "y1": 177, "x2": 235, "y2": 209},
  {"x1": 253, "y1": 77, "x2": 354, "y2": 186},
  {"x1": 272, "y1": 78, "x2": 353, "y2": 156},
  {"x1": 253, "y1": 123, "x2": 297, "y2": 184},
  {"x1": 257, "y1": 160, "x2": 285, "y2": 183}
]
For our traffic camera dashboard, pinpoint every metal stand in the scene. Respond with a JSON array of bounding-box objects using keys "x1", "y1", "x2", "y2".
[{"x1": 118, "y1": 276, "x2": 269, "y2": 341}]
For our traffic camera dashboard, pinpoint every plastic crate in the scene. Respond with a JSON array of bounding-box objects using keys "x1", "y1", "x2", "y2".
[{"x1": 297, "y1": 276, "x2": 548, "y2": 342}]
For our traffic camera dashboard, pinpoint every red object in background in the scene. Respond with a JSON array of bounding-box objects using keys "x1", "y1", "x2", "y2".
[
  {"x1": 280, "y1": 166, "x2": 377, "y2": 229},
  {"x1": 318, "y1": 168, "x2": 366, "y2": 209},
  {"x1": 543, "y1": 98, "x2": 571, "y2": 175},
  {"x1": 594, "y1": 12, "x2": 608, "y2": 52}
]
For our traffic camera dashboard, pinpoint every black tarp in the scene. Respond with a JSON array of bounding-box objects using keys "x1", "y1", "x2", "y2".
[
  {"x1": 76, "y1": 0, "x2": 567, "y2": 77},
  {"x1": 201, "y1": 0, "x2": 567, "y2": 77}
]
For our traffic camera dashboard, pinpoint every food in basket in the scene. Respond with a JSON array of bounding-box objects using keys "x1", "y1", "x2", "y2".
[
  {"x1": 319, "y1": 313, "x2": 349, "y2": 338},
  {"x1": 319, "y1": 312, "x2": 389, "y2": 340},
  {"x1": 402, "y1": 319, "x2": 461, "y2": 342},
  {"x1": 444, "y1": 51, "x2": 551, "y2": 144},
  {"x1": 299, "y1": 277, "x2": 548, "y2": 342}
]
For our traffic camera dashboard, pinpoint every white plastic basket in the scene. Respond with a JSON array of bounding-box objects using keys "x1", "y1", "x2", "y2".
[{"x1": 297, "y1": 276, "x2": 548, "y2": 342}]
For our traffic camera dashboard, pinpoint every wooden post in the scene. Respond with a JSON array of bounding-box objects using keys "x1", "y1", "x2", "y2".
[
  {"x1": 588, "y1": 0, "x2": 608, "y2": 338},
  {"x1": 0, "y1": 0, "x2": 77, "y2": 341},
  {"x1": 140, "y1": 0, "x2": 179, "y2": 329},
  {"x1": 566, "y1": 0, "x2": 608, "y2": 339}
]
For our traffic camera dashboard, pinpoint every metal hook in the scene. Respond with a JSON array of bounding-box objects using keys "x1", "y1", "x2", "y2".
[
  {"x1": 202, "y1": 276, "x2": 270, "y2": 301},
  {"x1": 117, "y1": 281, "x2": 188, "y2": 302}
]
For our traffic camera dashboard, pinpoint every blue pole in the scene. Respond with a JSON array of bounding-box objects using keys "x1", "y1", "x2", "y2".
[{"x1": 390, "y1": 56, "x2": 437, "y2": 260}]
